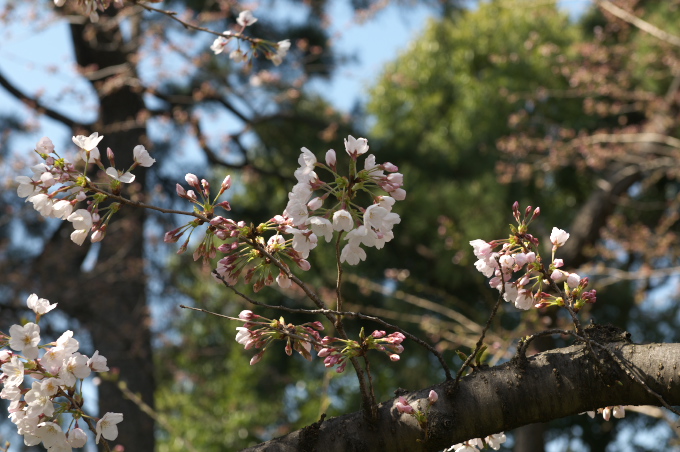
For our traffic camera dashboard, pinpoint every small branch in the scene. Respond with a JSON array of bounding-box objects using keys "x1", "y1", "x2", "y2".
[
  {"x1": 113, "y1": 377, "x2": 199, "y2": 452},
  {"x1": 582, "y1": 133, "x2": 680, "y2": 150},
  {"x1": 88, "y1": 185, "x2": 207, "y2": 219},
  {"x1": 212, "y1": 271, "x2": 452, "y2": 379},
  {"x1": 453, "y1": 292, "x2": 503, "y2": 388},
  {"x1": 596, "y1": 0, "x2": 680, "y2": 47},
  {"x1": 0, "y1": 68, "x2": 91, "y2": 130},
  {"x1": 133, "y1": 1, "x2": 261, "y2": 44}
]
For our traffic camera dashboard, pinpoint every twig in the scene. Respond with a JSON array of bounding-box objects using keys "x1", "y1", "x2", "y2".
[
  {"x1": 595, "y1": 0, "x2": 680, "y2": 47},
  {"x1": 211, "y1": 271, "x2": 452, "y2": 379},
  {"x1": 134, "y1": 1, "x2": 261, "y2": 44},
  {"x1": 453, "y1": 292, "x2": 503, "y2": 388}
]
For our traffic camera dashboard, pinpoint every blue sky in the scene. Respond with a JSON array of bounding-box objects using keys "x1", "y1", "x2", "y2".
[{"x1": 0, "y1": 1, "x2": 589, "y2": 145}]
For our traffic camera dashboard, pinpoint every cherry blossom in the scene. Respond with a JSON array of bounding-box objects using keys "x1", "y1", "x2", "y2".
[
  {"x1": 237, "y1": 10, "x2": 258, "y2": 27},
  {"x1": 133, "y1": 145, "x2": 156, "y2": 167},
  {"x1": 26, "y1": 294, "x2": 57, "y2": 316},
  {"x1": 96, "y1": 412, "x2": 124, "y2": 443}
]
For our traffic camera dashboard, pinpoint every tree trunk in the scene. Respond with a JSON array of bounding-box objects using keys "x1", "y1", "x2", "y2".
[
  {"x1": 32, "y1": 15, "x2": 155, "y2": 451},
  {"x1": 244, "y1": 341, "x2": 680, "y2": 452}
]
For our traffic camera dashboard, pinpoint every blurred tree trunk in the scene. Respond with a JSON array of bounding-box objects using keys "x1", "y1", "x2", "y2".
[{"x1": 32, "y1": 15, "x2": 155, "y2": 451}]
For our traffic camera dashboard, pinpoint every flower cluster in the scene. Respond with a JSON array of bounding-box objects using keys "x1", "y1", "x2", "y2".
[
  {"x1": 210, "y1": 10, "x2": 291, "y2": 66},
  {"x1": 318, "y1": 329, "x2": 406, "y2": 373},
  {"x1": 0, "y1": 294, "x2": 122, "y2": 450},
  {"x1": 234, "y1": 313, "x2": 406, "y2": 373},
  {"x1": 234, "y1": 310, "x2": 323, "y2": 365},
  {"x1": 16, "y1": 134, "x2": 155, "y2": 246},
  {"x1": 445, "y1": 433, "x2": 507, "y2": 452},
  {"x1": 207, "y1": 135, "x2": 404, "y2": 292},
  {"x1": 394, "y1": 390, "x2": 438, "y2": 428},
  {"x1": 165, "y1": 173, "x2": 234, "y2": 264},
  {"x1": 470, "y1": 202, "x2": 596, "y2": 312},
  {"x1": 52, "y1": 0, "x2": 123, "y2": 22},
  {"x1": 281, "y1": 135, "x2": 404, "y2": 266},
  {"x1": 584, "y1": 405, "x2": 625, "y2": 421}
]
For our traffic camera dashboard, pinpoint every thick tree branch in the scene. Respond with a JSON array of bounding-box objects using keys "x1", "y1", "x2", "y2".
[{"x1": 244, "y1": 341, "x2": 680, "y2": 451}]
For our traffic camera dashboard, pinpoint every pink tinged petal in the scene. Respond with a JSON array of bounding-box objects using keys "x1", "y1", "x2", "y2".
[
  {"x1": 550, "y1": 227, "x2": 570, "y2": 247},
  {"x1": 36, "y1": 136, "x2": 55, "y2": 153},
  {"x1": 325, "y1": 149, "x2": 336, "y2": 166},
  {"x1": 70, "y1": 229, "x2": 89, "y2": 246},
  {"x1": 566, "y1": 273, "x2": 581, "y2": 288},
  {"x1": 551, "y1": 270, "x2": 565, "y2": 282},
  {"x1": 602, "y1": 407, "x2": 611, "y2": 421},
  {"x1": 391, "y1": 188, "x2": 406, "y2": 200},
  {"x1": 332, "y1": 209, "x2": 354, "y2": 231},
  {"x1": 68, "y1": 427, "x2": 88, "y2": 447}
]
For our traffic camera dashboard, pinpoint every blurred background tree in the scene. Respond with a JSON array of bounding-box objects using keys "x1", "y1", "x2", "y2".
[{"x1": 1, "y1": 0, "x2": 679, "y2": 451}]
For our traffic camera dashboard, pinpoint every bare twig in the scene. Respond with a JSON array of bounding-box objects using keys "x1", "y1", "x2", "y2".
[
  {"x1": 211, "y1": 271, "x2": 453, "y2": 380},
  {"x1": 596, "y1": 0, "x2": 680, "y2": 47}
]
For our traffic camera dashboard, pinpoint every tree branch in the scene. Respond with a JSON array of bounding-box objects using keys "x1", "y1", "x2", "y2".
[
  {"x1": 596, "y1": 1, "x2": 680, "y2": 47},
  {"x1": 244, "y1": 341, "x2": 680, "y2": 451},
  {"x1": 0, "y1": 68, "x2": 91, "y2": 130}
]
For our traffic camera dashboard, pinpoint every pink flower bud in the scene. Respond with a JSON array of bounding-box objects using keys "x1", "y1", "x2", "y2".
[
  {"x1": 602, "y1": 407, "x2": 611, "y2": 421},
  {"x1": 221, "y1": 175, "x2": 232, "y2": 191},
  {"x1": 307, "y1": 197, "x2": 323, "y2": 211},
  {"x1": 250, "y1": 353, "x2": 263, "y2": 365},
  {"x1": 185, "y1": 173, "x2": 199, "y2": 188},
  {"x1": 91, "y1": 227, "x2": 106, "y2": 243},
  {"x1": 325, "y1": 149, "x2": 336, "y2": 167},
  {"x1": 391, "y1": 188, "x2": 406, "y2": 200},
  {"x1": 107, "y1": 147, "x2": 115, "y2": 166},
  {"x1": 551, "y1": 270, "x2": 565, "y2": 282},
  {"x1": 371, "y1": 330, "x2": 386, "y2": 339},
  {"x1": 36, "y1": 137, "x2": 55, "y2": 154},
  {"x1": 566, "y1": 273, "x2": 581, "y2": 288},
  {"x1": 239, "y1": 310, "x2": 254, "y2": 320},
  {"x1": 382, "y1": 162, "x2": 398, "y2": 172},
  {"x1": 395, "y1": 397, "x2": 414, "y2": 414},
  {"x1": 428, "y1": 390, "x2": 438, "y2": 404},
  {"x1": 389, "y1": 354, "x2": 400, "y2": 362},
  {"x1": 216, "y1": 201, "x2": 231, "y2": 211},
  {"x1": 186, "y1": 190, "x2": 197, "y2": 201},
  {"x1": 176, "y1": 184, "x2": 186, "y2": 197},
  {"x1": 297, "y1": 259, "x2": 311, "y2": 271}
]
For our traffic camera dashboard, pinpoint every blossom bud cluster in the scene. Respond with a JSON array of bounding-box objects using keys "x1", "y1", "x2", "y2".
[
  {"x1": 16, "y1": 134, "x2": 155, "y2": 246},
  {"x1": 210, "y1": 10, "x2": 291, "y2": 66},
  {"x1": 395, "y1": 390, "x2": 438, "y2": 429},
  {"x1": 470, "y1": 202, "x2": 596, "y2": 312},
  {"x1": 445, "y1": 433, "x2": 507, "y2": 451},
  {"x1": 208, "y1": 135, "x2": 404, "y2": 293},
  {"x1": 584, "y1": 405, "x2": 625, "y2": 421},
  {"x1": 166, "y1": 173, "x2": 234, "y2": 264},
  {"x1": 318, "y1": 330, "x2": 406, "y2": 373},
  {"x1": 234, "y1": 314, "x2": 406, "y2": 372},
  {"x1": 234, "y1": 311, "x2": 323, "y2": 366},
  {"x1": 0, "y1": 294, "x2": 122, "y2": 450},
  {"x1": 52, "y1": 0, "x2": 124, "y2": 22}
]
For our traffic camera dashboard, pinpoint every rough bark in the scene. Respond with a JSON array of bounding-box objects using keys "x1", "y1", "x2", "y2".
[{"x1": 245, "y1": 341, "x2": 680, "y2": 452}]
